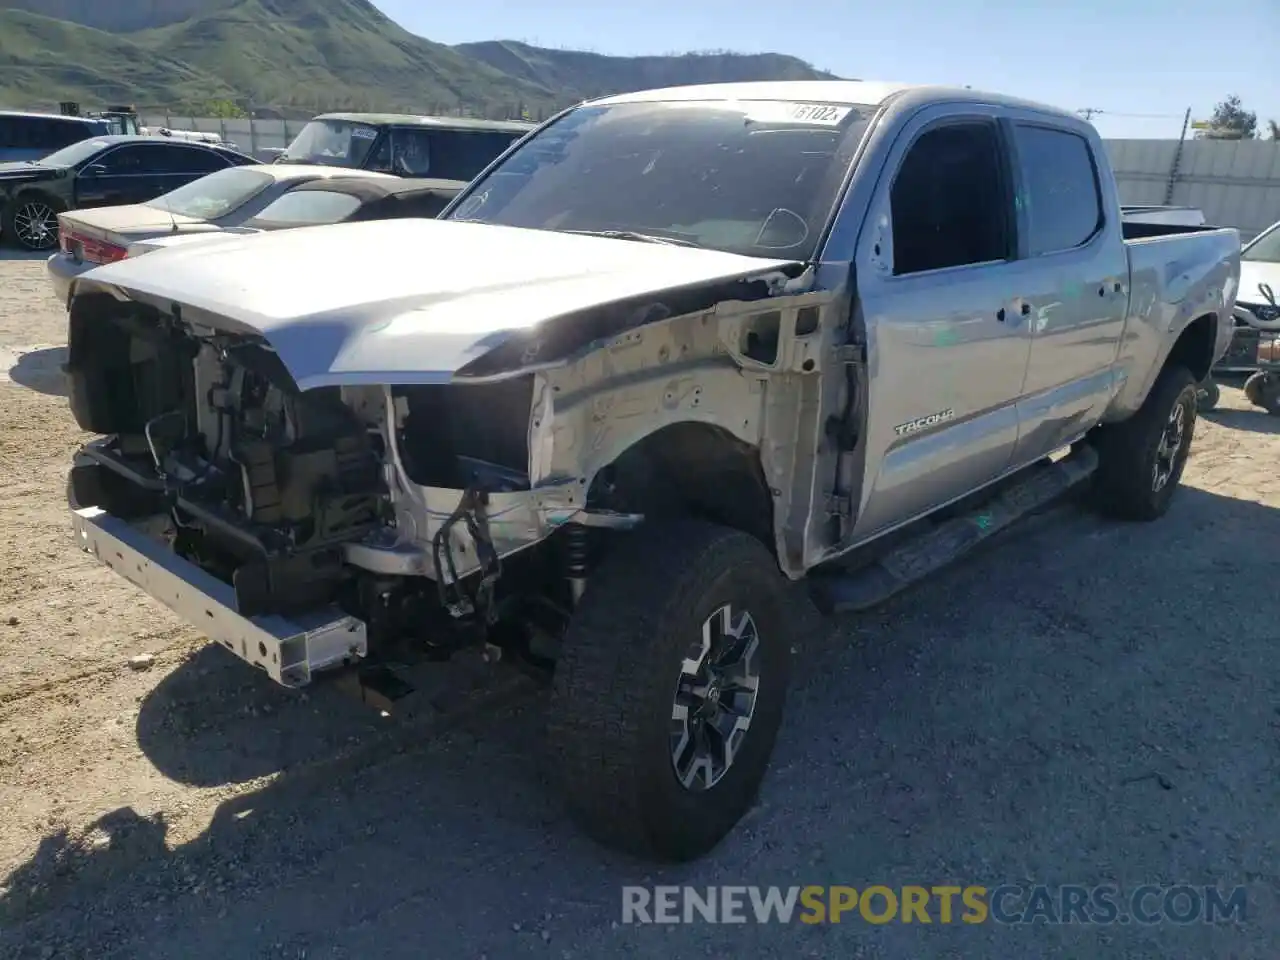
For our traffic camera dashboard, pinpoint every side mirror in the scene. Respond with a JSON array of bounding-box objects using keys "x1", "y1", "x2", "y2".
[{"x1": 81, "y1": 164, "x2": 108, "y2": 177}]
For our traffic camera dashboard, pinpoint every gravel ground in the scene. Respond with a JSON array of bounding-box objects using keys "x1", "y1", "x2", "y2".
[{"x1": 0, "y1": 247, "x2": 1276, "y2": 959}]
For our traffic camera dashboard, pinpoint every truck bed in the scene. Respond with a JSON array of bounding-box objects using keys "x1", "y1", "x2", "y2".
[
  {"x1": 1121, "y1": 220, "x2": 1225, "y2": 241},
  {"x1": 1109, "y1": 224, "x2": 1240, "y2": 417}
]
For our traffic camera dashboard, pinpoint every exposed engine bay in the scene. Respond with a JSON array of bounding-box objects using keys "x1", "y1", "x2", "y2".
[{"x1": 67, "y1": 301, "x2": 387, "y2": 618}]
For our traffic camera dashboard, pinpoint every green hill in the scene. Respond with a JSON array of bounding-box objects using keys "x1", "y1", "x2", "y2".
[
  {"x1": 0, "y1": 0, "x2": 837, "y2": 118},
  {"x1": 456, "y1": 41, "x2": 839, "y2": 104}
]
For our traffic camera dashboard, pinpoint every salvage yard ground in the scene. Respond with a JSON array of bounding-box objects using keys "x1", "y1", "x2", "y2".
[{"x1": 0, "y1": 247, "x2": 1276, "y2": 959}]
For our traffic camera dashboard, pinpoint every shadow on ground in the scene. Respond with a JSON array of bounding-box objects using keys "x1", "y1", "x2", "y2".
[
  {"x1": 2, "y1": 486, "x2": 1276, "y2": 960},
  {"x1": 1202, "y1": 405, "x2": 1280, "y2": 435},
  {"x1": 0, "y1": 246, "x2": 51, "y2": 262},
  {"x1": 5, "y1": 345, "x2": 68, "y2": 396}
]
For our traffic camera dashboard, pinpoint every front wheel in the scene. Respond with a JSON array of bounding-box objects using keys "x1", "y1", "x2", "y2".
[
  {"x1": 548, "y1": 520, "x2": 791, "y2": 861},
  {"x1": 1090, "y1": 364, "x2": 1197, "y2": 521},
  {"x1": 4, "y1": 194, "x2": 63, "y2": 251}
]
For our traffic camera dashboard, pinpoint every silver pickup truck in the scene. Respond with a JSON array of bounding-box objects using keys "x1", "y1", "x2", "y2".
[{"x1": 62, "y1": 81, "x2": 1239, "y2": 862}]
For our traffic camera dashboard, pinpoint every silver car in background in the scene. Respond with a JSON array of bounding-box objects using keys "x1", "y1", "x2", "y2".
[{"x1": 46, "y1": 164, "x2": 395, "y2": 305}]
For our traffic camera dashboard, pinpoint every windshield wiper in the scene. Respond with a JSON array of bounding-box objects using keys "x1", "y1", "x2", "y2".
[{"x1": 564, "y1": 229, "x2": 699, "y2": 248}]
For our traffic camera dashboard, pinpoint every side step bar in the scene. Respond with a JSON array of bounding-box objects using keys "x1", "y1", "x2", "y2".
[{"x1": 810, "y1": 446, "x2": 1098, "y2": 615}]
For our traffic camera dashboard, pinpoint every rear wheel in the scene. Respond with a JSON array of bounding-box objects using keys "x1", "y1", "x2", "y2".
[
  {"x1": 4, "y1": 193, "x2": 63, "y2": 251},
  {"x1": 548, "y1": 520, "x2": 791, "y2": 861},
  {"x1": 1090, "y1": 364, "x2": 1197, "y2": 521}
]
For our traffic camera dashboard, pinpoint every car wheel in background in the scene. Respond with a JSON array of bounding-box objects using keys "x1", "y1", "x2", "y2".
[{"x1": 5, "y1": 194, "x2": 64, "y2": 251}]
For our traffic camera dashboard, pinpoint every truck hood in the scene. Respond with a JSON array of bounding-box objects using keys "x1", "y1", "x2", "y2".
[{"x1": 78, "y1": 218, "x2": 801, "y2": 389}]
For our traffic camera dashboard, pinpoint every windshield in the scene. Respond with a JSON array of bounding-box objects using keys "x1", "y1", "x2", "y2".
[
  {"x1": 145, "y1": 167, "x2": 274, "y2": 220},
  {"x1": 250, "y1": 189, "x2": 363, "y2": 226},
  {"x1": 1243, "y1": 222, "x2": 1280, "y2": 265},
  {"x1": 445, "y1": 100, "x2": 872, "y2": 259},
  {"x1": 38, "y1": 138, "x2": 111, "y2": 167},
  {"x1": 281, "y1": 119, "x2": 380, "y2": 167},
  {"x1": 101, "y1": 115, "x2": 139, "y2": 136}
]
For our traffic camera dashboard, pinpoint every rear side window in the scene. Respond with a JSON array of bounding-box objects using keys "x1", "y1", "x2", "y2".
[
  {"x1": 0, "y1": 116, "x2": 93, "y2": 150},
  {"x1": 1012, "y1": 125, "x2": 1103, "y2": 255},
  {"x1": 40, "y1": 119, "x2": 95, "y2": 149},
  {"x1": 154, "y1": 145, "x2": 228, "y2": 174}
]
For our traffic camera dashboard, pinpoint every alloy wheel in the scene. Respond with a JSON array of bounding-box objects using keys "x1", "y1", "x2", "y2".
[
  {"x1": 1151, "y1": 400, "x2": 1186, "y2": 493},
  {"x1": 669, "y1": 603, "x2": 762, "y2": 791},
  {"x1": 13, "y1": 201, "x2": 58, "y2": 250}
]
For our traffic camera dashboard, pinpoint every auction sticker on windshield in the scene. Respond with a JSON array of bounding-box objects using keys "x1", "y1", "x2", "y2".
[
  {"x1": 740, "y1": 102, "x2": 856, "y2": 126},
  {"x1": 351, "y1": 125, "x2": 378, "y2": 140}
]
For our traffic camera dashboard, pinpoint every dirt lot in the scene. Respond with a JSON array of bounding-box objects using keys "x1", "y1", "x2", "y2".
[{"x1": 0, "y1": 248, "x2": 1276, "y2": 959}]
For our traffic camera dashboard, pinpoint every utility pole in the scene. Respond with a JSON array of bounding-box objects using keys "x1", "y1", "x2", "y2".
[{"x1": 1163, "y1": 107, "x2": 1192, "y2": 205}]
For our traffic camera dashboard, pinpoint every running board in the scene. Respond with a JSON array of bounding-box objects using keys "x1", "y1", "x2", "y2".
[{"x1": 809, "y1": 446, "x2": 1098, "y2": 615}]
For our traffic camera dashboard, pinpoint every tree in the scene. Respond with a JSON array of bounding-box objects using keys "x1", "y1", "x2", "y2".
[
  {"x1": 200, "y1": 98, "x2": 247, "y2": 119},
  {"x1": 1197, "y1": 95, "x2": 1257, "y2": 139},
  {"x1": 1269, "y1": 119, "x2": 1280, "y2": 141}
]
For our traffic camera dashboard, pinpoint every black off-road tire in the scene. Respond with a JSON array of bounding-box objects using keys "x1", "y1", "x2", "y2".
[
  {"x1": 548, "y1": 519, "x2": 791, "y2": 861},
  {"x1": 1090, "y1": 364, "x2": 1197, "y2": 521}
]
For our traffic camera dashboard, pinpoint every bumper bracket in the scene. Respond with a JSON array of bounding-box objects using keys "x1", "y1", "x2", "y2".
[{"x1": 71, "y1": 505, "x2": 368, "y2": 687}]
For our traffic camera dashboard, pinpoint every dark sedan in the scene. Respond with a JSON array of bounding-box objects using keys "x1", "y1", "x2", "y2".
[{"x1": 0, "y1": 135, "x2": 258, "y2": 251}]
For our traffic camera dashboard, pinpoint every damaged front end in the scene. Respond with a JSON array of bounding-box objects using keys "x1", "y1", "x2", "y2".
[
  {"x1": 64, "y1": 293, "x2": 581, "y2": 686},
  {"x1": 64, "y1": 231, "x2": 824, "y2": 690}
]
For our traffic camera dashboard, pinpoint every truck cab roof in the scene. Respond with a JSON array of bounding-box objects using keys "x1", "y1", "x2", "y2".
[{"x1": 592, "y1": 80, "x2": 1085, "y2": 126}]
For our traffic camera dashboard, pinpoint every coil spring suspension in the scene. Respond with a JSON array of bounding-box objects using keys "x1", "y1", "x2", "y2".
[{"x1": 564, "y1": 523, "x2": 590, "y2": 605}]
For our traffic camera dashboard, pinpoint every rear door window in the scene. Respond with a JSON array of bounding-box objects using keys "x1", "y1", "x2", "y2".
[
  {"x1": 253, "y1": 189, "x2": 363, "y2": 225},
  {"x1": 154, "y1": 145, "x2": 230, "y2": 174},
  {"x1": 1012, "y1": 125, "x2": 1104, "y2": 255},
  {"x1": 34, "y1": 119, "x2": 92, "y2": 150}
]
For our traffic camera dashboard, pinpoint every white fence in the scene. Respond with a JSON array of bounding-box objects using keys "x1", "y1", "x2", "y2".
[
  {"x1": 1104, "y1": 138, "x2": 1280, "y2": 241},
  {"x1": 147, "y1": 114, "x2": 1280, "y2": 241},
  {"x1": 140, "y1": 114, "x2": 302, "y2": 158}
]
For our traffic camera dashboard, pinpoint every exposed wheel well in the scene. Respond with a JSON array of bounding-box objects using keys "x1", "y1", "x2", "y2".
[
  {"x1": 1166, "y1": 313, "x2": 1217, "y2": 382},
  {"x1": 586, "y1": 422, "x2": 775, "y2": 549},
  {"x1": 9, "y1": 188, "x2": 64, "y2": 210}
]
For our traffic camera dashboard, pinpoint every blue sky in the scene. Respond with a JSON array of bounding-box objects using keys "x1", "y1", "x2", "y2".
[{"x1": 374, "y1": 0, "x2": 1277, "y2": 139}]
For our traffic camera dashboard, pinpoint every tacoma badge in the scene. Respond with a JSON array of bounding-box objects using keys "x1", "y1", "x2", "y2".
[{"x1": 893, "y1": 408, "x2": 955, "y2": 437}]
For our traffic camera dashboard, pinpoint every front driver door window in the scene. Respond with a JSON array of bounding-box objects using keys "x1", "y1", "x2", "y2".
[{"x1": 76, "y1": 144, "x2": 153, "y2": 207}]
